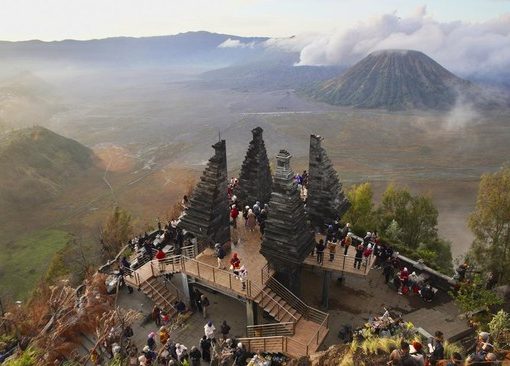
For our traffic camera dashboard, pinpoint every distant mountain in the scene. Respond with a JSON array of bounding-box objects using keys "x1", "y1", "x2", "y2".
[
  {"x1": 201, "y1": 63, "x2": 344, "y2": 91},
  {"x1": 307, "y1": 50, "x2": 472, "y2": 111},
  {"x1": 0, "y1": 72, "x2": 61, "y2": 131},
  {"x1": 0, "y1": 126, "x2": 94, "y2": 206},
  {"x1": 0, "y1": 31, "x2": 279, "y2": 69}
]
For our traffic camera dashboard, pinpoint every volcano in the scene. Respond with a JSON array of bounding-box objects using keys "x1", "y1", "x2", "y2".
[{"x1": 308, "y1": 49, "x2": 472, "y2": 111}]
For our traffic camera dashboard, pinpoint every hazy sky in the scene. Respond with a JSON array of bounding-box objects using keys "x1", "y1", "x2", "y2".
[{"x1": 2, "y1": 0, "x2": 509, "y2": 41}]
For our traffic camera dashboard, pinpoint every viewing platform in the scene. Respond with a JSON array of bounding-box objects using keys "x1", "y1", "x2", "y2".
[{"x1": 125, "y1": 226, "x2": 332, "y2": 357}]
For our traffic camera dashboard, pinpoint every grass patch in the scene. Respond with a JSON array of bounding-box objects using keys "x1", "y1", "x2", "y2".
[{"x1": 0, "y1": 229, "x2": 71, "y2": 300}]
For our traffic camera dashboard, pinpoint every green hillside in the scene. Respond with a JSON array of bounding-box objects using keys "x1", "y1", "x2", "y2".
[{"x1": 0, "y1": 126, "x2": 93, "y2": 206}]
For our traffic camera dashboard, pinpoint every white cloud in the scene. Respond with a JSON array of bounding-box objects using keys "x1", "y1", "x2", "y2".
[
  {"x1": 268, "y1": 10, "x2": 510, "y2": 78},
  {"x1": 218, "y1": 38, "x2": 256, "y2": 48}
]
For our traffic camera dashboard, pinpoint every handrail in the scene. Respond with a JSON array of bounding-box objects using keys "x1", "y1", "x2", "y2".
[
  {"x1": 246, "y1": 322, "x2": 294, "y2": 337},
  {"x1": 237, "y1": 336, "x2": 287, "y2": 354},
  {"x1": 248, "y1": 280, "x2": 298, "y2": 323},
  {"x1": 142, "y1": 277, "x2": 177, "y2": 312},
  {"x1": 267, "y1": 277, "x2": 308, "y2": 316}
]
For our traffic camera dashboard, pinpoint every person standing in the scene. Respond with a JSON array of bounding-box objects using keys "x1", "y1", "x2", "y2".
[
  {"x1": 221, "y1": 320, "x2": 231, "y2": 340},
  {"x1": 344, "y1": 233, "x2": 352, "y2": 255},
  {"x1": 239, "y1": 266, "x2": 248, "y2": 290},
  {"x1": 215, "y1": 243, "x2": 225, "y2": 269},
  {"x1": 316, "y1": 239, "x2": 325, "y2": 265},
  {"x1": 193, "y1": 288, "x2": 203, "y2": 313},
  {"x1": 189, "y1": 346, "x2": 201, "y2": 366},
  {"x1": 200, "y1": 335, "x2": 212, "y2": 362},
  {"x1": 230, "y1": 205, "x2": 239, "y2": 229},
  {"x1": 152, "y1": 305, "x2": 161, "y2": 326},
  {"x1": 230, "y1": 253, "x2": 241, "y2": 275},
  {"x1": 354, "y1": 244, "x2": 364, "y2": 270},
  {"x1": 428, "y1": 331, "x2": 445, "y2": 366},
  {"x1": 246, "y1": 209, "x2": 257, "y2": 232},
  {"x1": 328, "y1": 238, "x2": 338, "y2": 262},
  {"x1": 200, "y1": 294, "x2": 210, "y2": 319},
  {"x1": 204, "y1": 321, "x2": 216, "y2": 340}
]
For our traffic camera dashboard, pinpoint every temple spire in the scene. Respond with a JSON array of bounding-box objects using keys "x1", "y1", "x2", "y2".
[
  {"x1": 235, "y1": 127, "x2": 272, "y2": 207},
  {"x1": 260, "y1": 150, "x2": 315, "y2": 295},
  {"x1": 178, "y1": 140, "x2": 230, "y2": 246},
  {"x1": 307, "y1": 134, "x2": 350, "y2": 229}
]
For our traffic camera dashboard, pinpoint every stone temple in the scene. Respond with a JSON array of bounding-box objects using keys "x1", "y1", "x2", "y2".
[
  {"x1": 235, "y1": 127, "x2": 273, "y2": 207},
  {"x1": 307, "y1": 134, "x2": 350, "y2": 230},
  {"x1": 259, "y1": 150, "x2": 315, "y2": 295},
  {"x1": 178, "y1": 140, "x2": 230, "y2": 246}
]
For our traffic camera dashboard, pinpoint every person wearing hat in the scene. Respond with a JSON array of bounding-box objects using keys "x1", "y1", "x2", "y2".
[
  {"x1": 204, "y1": 320, "x2": 216, "y2": 340},
  {"x1": 239, "y1": 266, "x2": 248, "y2": 290},
  {"x1": 410, "y1": 341, "x2": 425, "y2": 366},
  {"x1": 159, "y1": 326, "x2": 170, "y2": 346},
  {"x1": 230, "y1": 204, "x2": 239, "y2": 229},
  {"x1": 147, "y1": 332, "x2": 156, "y2": 351}
]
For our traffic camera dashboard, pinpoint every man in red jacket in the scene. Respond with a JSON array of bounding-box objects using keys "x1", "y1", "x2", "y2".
[{"x1": 230, "y1": 204, "x2": 239, "y2": 229}]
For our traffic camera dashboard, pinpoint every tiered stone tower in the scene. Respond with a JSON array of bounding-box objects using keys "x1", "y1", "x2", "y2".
[
  {"x1": 260, "y1": 150, "x2": 315, "y2": 295},
  {"x1": 307, "y1": 134, "x2": 350, "y2": 230},
  {"x1": 178, "y1": 140, "x2": 230, "y2": 246},
  {"x1": 236, "y1": 127, "x2": 273, "y2": 207}
]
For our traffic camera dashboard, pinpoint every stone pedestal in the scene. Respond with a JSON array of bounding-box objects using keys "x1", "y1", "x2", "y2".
[
  {"x1": 178, "y1": 140, "x2": 230, "y2": 247},
  {"x1": 236, "y1": 127, "x2": 273, "y2": 207},
  {"x1": 307, "y1": 134, "x2": 350, "y2": 230},
  {"x1": 260, "y1": 150, "x2": 315, "y2": 296}
]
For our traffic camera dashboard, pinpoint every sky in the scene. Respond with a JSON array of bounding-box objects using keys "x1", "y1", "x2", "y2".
[{"x1": 1, "y1": 0, "x2": 509, "y2": 41}]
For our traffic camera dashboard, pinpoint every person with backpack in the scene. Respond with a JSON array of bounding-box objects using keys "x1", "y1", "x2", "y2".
[{"x1": 215, "y1": 243, "x2": 226, "y2": 269}]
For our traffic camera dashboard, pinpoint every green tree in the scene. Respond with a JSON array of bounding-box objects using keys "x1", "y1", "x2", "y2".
[
  {"x1": 379, "y1": 184, "x2": 438, "y2": 248},
  {"x1": 343, "y1": 183, "x2": 375, "y2": 232},
  {"x1": 100, "y1": 206, "x2": 133, "y2": 260},
  {"x1": 488, "y1": 310, "x2": 510, "y2": 349},
  {"x1": 452, "y1": 274, "x2": 502, "y2": 313},
  {"x1": 468, "y1": 166, "x2": 510, "y2": 284}
]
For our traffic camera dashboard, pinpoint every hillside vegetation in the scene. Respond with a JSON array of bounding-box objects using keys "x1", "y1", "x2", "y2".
[{"x1": 0, "y1": 126, "x2": 93, "y2": 206}]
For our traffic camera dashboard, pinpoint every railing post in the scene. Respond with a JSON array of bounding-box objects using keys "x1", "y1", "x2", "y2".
[
  {"x1": 229, "y1": 273, "x2": 232, "y2": 289},
  {"x1": 197, "y1": 261, "x2": 200, "y2": 277},
  {"x1": 150, "y1": 261, "x2": 155, "y2": 277},
  {"x1": 212, "y1": 267, "x2": 216, "y2": 283}
]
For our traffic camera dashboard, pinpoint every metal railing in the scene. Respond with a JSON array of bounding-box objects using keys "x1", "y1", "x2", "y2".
[
  {"x1": 246, "y1": 322, "x2": 294, "y2": 337},
  {"x1": 248, "y1": 281, "x2": 298, "y2": 324},
  {"x1": 140, "y1": 277, "x2": 177, "y2": 313},
  {"x1": 237, "y1": 336, "x2": 287, "y2": 354}
]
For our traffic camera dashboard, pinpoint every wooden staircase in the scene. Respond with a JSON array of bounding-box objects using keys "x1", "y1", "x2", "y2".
[
  {"x1": 253, "y1": 288, "x2": 301, "y2": 323},
  {"x1": 140, "y1": 277, "x2": 178, "y2": 318}
]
